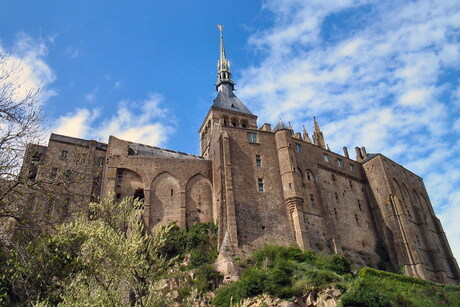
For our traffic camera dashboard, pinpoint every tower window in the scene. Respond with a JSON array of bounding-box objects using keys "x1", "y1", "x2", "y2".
[
  {"x1": 337, "y1": 159, "x2": 343, "y2": 168},
  {"x1": 295, "y1": 143, "x2": 302, "y2": 152},
  {"x1": 60, "y1": 150, "x2": 68, "y2": 160},
  {"x1": 358, "y1": 200, "x2": 362, "y2": 211},
  {"x1": 256, "y1": 155, "x2": 262, "y2": 167},
  {"x1": 258, "y1": 178, "x2": 264, "y2": 192},
  {"x1": 50, "y1": 167, "x2": 58, "y2": 179},
  {"x1": 349, "y1": 164, "x2": 355, "y2": 172},
  {"x1": 323, "y1": 154, "x2": 330, "y2": 163},
  {"x1": 64, "y1": 170, "x2": 72, "y2": 181},
  {"x1": 248, "y1": 132, "x2": 258, "y2": 143},
  {"x1": 98, "y1": 157, "x2": 105, "y2": 166}
]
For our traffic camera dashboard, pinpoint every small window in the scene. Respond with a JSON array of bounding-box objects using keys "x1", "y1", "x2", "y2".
[
  {"x1": 256, "y1": 155, "x2": 262, "y2": 167},
  {"x1": 248, "y1": 132, "x2": 258, "y2": 143},
  {"x1": 335, "y1": 192, "x2": 339, "y2": 203},
  {"x1": 60, "y1": 150, "x2": 68, "y2": 160},
  {"x1": 358, "y1": 200, "x2": 362, "y2": 211},
  {"x1": 337, "y1": 159, "x2": 343, "y2": 168},
  {"x1": 355, "y1": 214, "x2": 360, "y2": 226},
  {"x1": 323, "y1": 154, "x2": 330, "y2": 163},
  {"x1": 258, "y1": 178, "x2": 264, "y2": 192},
  {"x1": 64, "y1": 170, "x2": 72, "y2": 181},
  {"x1": 31, "y1": 153, "x2": 41, "y2": 162},
  {"x1": 306, "y1": 171, "x2": 312, "y2": 181},
  {"x1": 98, "y1": 157, "x2": 105, "y2": 166},
  {"x1": 50, "y1": 167, "x2": 58, "y2": 179},
  {"x1": 309, "y1": 194, "x2": 315, "y2": 206},
  {"x1": 295, "y1": 143, "x2": 302, "y2": 152},
  {"x1": 349, "y1": 180, "x2": 353, "y2": 189},
  {"x1": 349, "y1": 164, "x2": 355, "y2": 172}
]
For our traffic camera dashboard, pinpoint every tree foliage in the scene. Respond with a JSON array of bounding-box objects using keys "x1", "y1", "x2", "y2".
[{"x1": 0, "y1": 197, "x2": 220, "y2": 306}]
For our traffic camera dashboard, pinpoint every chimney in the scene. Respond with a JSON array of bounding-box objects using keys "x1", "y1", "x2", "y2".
[
  {"x1": 343, "y1": 147, "x2": 349, "y2": 159},
  {"x1": 361, "y1": 146, "x2": 368, "y2": 159},
  {"x1": 355, "y1": 147, "x2": 363, "y2": 162}
]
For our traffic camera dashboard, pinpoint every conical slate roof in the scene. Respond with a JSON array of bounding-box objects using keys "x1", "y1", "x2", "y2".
[
  {"x1": 213, "y1": 83, "x2": 253, "y2": 115},
  {"x1": 273, "y1": 119, "x2": 288, "y2": 131}
]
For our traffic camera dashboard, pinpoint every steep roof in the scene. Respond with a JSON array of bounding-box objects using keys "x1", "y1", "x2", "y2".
[
  {"x1": 212, "y1": 83, "x2": 253, "y2": 115},
  {"x1": 273, "y1": 119, "x2": 288, "y2": 131}
]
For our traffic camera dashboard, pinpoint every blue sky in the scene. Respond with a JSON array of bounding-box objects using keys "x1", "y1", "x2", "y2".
[{"x1": 2, "y1": 0, "x2": 460, "y2": 261}]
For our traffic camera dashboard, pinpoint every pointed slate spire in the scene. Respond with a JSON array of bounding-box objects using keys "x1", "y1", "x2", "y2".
[
  {"x1": 288, "y1": 121, "x2": 295, "y2": 135},
  {"x1": 303, "y1": 125, "x2": 312, "y2": 143},
  {"x1": 212, "y1": 26, "x2": 253, "y2": 115},
  {"x1": 273, "y1": 119, "x2": 288, "y2": 132},
  {"x1": 312, "y1": 116, "x2": 326, "y2": 148},
  {"x1": 216, "y1": 25, "x2": 234, "y2": 90}
]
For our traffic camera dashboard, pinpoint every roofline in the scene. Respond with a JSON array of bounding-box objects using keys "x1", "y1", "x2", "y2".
[{"x1": 361, "y1": 153, "x2": 423, "y2": 180}]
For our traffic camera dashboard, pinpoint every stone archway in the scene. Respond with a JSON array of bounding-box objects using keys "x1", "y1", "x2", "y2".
[
  {"x1": 185, "y1": 173, "x2": 212, "y2": 227},
  {"x1": 150, "y1": 172, "x2": 181, "y2": 228}
]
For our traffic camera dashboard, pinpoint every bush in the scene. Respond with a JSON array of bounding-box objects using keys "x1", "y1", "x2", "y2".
[
  {"x1": 321, "y1": 254, "x2": 352, "y2": 275},
  {"x1": 341, "y1": 278, "x2": 392, "y2": 307},
  {"x1": 294, "y1": 270, "x2": 343, "y2": 295}
]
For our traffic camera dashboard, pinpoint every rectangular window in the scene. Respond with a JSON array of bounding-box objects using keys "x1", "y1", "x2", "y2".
[
  {"x1": 295, "y1": 143, "x2": 302, "y2": 152},
  {"x1": 60, "y1": 150, "x2": 68, "y2": 160},
  {"x1": 258, "y1": 178, "x2": 264, "y2": 192},
  {"x1": 64, "y1": 170, "x2": 72, "y2": 181},
  {"x1": 309, "y1": 194, "x2": 315, "y2": 206},
  {"x1": 98, "y1": 157, "x2": 105, "y2": 166},
  {"x1": 323, "y1": 154, "x2": 330, "y2": 163},
  {"x1": 349, "y1": 164, "x2": 355, "y2": 172},
  {"x1": 337, "y1": 159, "x2": 343, "y2": 168},
  {"x1": 255, "y1": 155, "x2": 262, "y2": 167},
  {"x1": 247, "y1": 132, "x2": 258, "y2": 143},
  {"x1": 50, "y1": 167, "x2": 58, "y2": 179}
]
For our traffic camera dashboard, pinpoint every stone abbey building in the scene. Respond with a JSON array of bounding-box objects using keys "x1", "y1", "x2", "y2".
[{"x1": 22, "y1": 29, "x2": 459, "y2": 285}]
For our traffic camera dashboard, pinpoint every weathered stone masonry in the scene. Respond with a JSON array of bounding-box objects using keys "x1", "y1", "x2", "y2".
[{"x1": 21, "y1": 29, "x2": 459, "y2": 284}]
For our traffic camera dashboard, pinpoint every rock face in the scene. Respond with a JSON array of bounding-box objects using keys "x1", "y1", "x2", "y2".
[{"x1": 232, "y1": 287, "x2": 342, "y2": 307}]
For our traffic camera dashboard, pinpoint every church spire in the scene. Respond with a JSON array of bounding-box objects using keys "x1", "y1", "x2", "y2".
[
  {"x1": 312, "y1": 116, "x2": 326, "y2": 148},
  {"x1": 303, "y1": 125, "x2": 312, "y2": 143},
  {"x1": 216, "y1": 25, "x2": 234, "y2": 90}
]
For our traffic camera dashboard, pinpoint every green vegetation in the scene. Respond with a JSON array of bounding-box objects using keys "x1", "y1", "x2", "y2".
[
  {"x1": 214, "y1": 245, "x2": 460, "y2": 307},
  {"x1": 1, "y1": 197, "x2": 459, "y2": 306},
  {"x1": 213, "y1": 244, "x2": 351, "y2": 306},
  {"x1": 0, "y1": 197, "x2": 221, "y2": 306}
]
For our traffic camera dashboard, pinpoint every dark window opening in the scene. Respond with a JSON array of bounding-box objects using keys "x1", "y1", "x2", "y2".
[
  {"x1": 116, "y1": 193, "x2": 121, "y2": 199},
  {"x1": 134, "y1": 189, "x2": 145, "y2": 201},
  {"x1": 306, "y1": 172, "x2": 311, "y2": 181},
  {"x1": 335, "y1": 192, "x2": 339, "y2": 203},
  {"x1": 64, "y1": 170, "x2": 72, "y2": 182},
  {"x1": 98, "y1": 157, "x2": 105, "y2": 166},
  {"x1": 358, "y1": 200, "x2": 362, "y2": 211},
  {"x1": 258, "y1": 178, "x2": 264, "y2": 192},
  {"x1": 170, "y1": 189, "x2": 174, "y2": 196},
  {"x1": 256, "y1": 155, "x2": 262, "y2": 167},
  {"x1": 355, "y1": 214, "x2": 360, "y2": 226},
  {"x1": 50, "y1": 167, "x2": 58, "y2": 179},
  {"x1": 31, "y1": 153, "x2": 41, "y2": 162},
  {"x1": 28, "y1": 165, "x2": 38, "y2": 181},
  {"x1": 309, "y1": 194, "x2": 315, "y2": 206},
  {"x1": 60, "y1": 150, "x2": 68, "y2": 160}
]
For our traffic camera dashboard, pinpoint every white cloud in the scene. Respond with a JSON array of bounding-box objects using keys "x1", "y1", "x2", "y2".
[
  {"x1": 238, "y1": 0, "x2": 460, "y2": 261},
  {"x1": 52, "y1": 93, "x2": 174, "y2": 147},
  {"x1": 52, "y1": 109, "x2": 98, "y2": 138},
  {"x1": 1, "y1": 33, "x2": 56, "y2": 102}
]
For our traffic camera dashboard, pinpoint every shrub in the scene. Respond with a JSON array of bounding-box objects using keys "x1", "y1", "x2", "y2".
[
  {"x1": 321, "y1": 254, "x2": 352, "y2": 275},
  {"x1": 341, "y1": 278, "x2": 392, "y2": 307},
  {"x1": 294, "y1": 270, "x2": 342, "y2": 295}
]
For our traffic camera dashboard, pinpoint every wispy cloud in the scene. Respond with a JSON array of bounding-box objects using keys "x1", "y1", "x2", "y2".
[
  {"x1": 1, "y1": 33, "x2": 56, "y2": 102},
  {"x1": 52, "y1": 93, "x2": 174, "y2": 147},
  {"x1": 239, "y1": 0, "x2": 460, "y2": 260}
]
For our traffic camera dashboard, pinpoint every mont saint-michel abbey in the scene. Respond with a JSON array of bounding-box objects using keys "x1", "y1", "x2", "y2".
[{"x1": 22, "y1": 29, "x2": 459, "y2": 285}]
